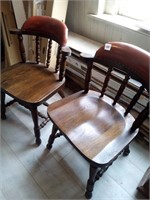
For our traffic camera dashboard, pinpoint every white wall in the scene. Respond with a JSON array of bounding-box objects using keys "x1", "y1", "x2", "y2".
[{"x1": 66, "y1": 0, "x2": 150, "y2": 52}]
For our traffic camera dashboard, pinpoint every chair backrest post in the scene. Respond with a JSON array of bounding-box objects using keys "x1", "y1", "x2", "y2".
[
  {"x1": 18, "y1": 34, "x2": 26, "y2": 63},
  {"x1": 124, "y1": 85, "x2": 145, "y2": 116},
  {"x1": 59, "y1": 51, "x2": 67, "y2": 81},
  {"x1": 131, "y1": 102, "x2": 149, "y2": 131},
  {"x1": 59, "y1": 47, "x2": 71, "y2": 81},
  {"x1": 80, "y1": 53, "x2": 94, "y2": 93},
  {"x1": 55, "y1": 45, "x2": 62, "y2": 73},
  {"x1": 35, "y1": 36, "x2": 41, "y2": 64},
  {"x1": 84, "y1": 59, "x2": 93, "y2": 93}
]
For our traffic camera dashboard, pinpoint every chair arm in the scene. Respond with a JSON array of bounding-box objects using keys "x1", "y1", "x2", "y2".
[
  {"x1": 80, "y1": 52, "x2": 94, "y2": 59},
  {"x1": 9, "y1": 29, "x2": 22, "y2": 35}
]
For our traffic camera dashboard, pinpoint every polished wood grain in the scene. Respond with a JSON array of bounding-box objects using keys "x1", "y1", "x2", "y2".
[
  {"x1": 48, "y1": 90, "x2": 137, "y2": 163},
  {"x1": 47, "y1": 42, "x2": 149, "y2": 199},
  {"x1": 1, "y1": 64, "x2": 65, "y2": 104},
  {"x1": 1, "y1": 16, "x2": 71, "y2": 145}
]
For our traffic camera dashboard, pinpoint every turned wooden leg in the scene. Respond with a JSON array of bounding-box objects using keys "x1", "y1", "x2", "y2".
[
  {"x1": 85, "y1": 165, "x2": 98, "y2": 199},
  {"x1": 1, "y1": 91, "x2": 6, "y2": 120},
  {"x1": 30, "y1": 107, "x2": 41, "y2": 145},
  {"x1": 123, "y1": 144, "x2": 130, "y2": 156},
  {"x1": 46, "y1": 124, "x2": 58, "y2": 150}
]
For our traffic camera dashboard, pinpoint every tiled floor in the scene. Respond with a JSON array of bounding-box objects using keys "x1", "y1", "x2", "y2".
[{"x1": 0, "y1": 89, "x2": 149, "y2": 200}]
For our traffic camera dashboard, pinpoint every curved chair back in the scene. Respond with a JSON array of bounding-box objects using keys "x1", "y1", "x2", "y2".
[
  {"x1": 21, "y1": 16, "x2": 68, "y2": 46},
  {"x1": 10, "y1": 16, "x2": 68, "y2": 69},
  {"x1": 83, "y1": 42, "x2": 149, "y2": 131}
]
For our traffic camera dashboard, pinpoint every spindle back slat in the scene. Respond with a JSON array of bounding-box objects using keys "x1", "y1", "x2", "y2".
[
  {"x1": 100, "y1": 67, "x2": 113, "y2": 97},
  {"x1": 46, "y1": 39, "x2": 52, "y2": 68},
  {"x1": 35, "y1": 36, "x2": 41, "y2": 64},
  {"x1": 19, "y1": 34, "x2": 63, "y2": 71},
  {"x1": 55, "y1": 45, "x2": 62, "y2": 73},
  {"x1": 112, "y1": 74, "x2": 130, "y2": 106},
  {"x1": 10, "y1": 15, "x2": 69, "y2": 73},
  {"x1": 124, "y1": 85, "x2": 145, "y2": 116}
]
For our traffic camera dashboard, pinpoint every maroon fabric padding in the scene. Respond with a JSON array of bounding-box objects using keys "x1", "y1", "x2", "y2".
[
  {"x1": 21, "y1": 16, "x2": 68, "y2": 46},
  {"x1": 95, "y1": 42, "x2": 150, "y2": 90}
]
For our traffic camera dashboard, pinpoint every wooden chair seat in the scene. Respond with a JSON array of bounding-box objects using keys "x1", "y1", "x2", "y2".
[
  {"x1": 2, "y1": 63, "x2": 65, "y2": 104},
  {"x1": 47, "y1": 90, "x2": 137, "y2": 164},
  {"x1": 46, "y1": 42, "x2": 149, "y2": 199}
]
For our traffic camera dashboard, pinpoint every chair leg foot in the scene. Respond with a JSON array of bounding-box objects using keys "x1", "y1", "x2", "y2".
[
  {"x1": 123, "y1": 145, "x2": 130, "y2": 156},
  {"x1": 85, "y1": 191, "x2": 92, "y2": 199},
  {"x1": 30, "y1": 107, "x2": 41, "y2": 145},
  {"x1": 46, "y1": 143, "x2": 52, "y2": 150},
  {"x1": 34, "y1": 127, "x2": 41, "y2": 145},
  {"x1": 36, "y1": 138, "x2": 41, "y2": 145},
  {"x1": 1, "y1": 114, "x2": 6, "y2": 120}
]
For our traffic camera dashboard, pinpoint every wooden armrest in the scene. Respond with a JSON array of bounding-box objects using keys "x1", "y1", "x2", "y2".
[
  {"x1": 80, "y1": 52, "x2": 94, "y2": 63},
  {"x1": 62, "y1": 46, "x2": 71, "y2": 56},
  {"x1": 9, "y1": 29, "x2": 22, "y2": 35}
]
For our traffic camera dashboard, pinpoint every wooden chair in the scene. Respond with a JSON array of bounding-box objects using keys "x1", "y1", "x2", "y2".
[
  {"x1": 46, "y1": 42, "x2": 149, "y2": 198},
  {"x1": 1, "y1": 16, "x2": 71, "y2": 145}
]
